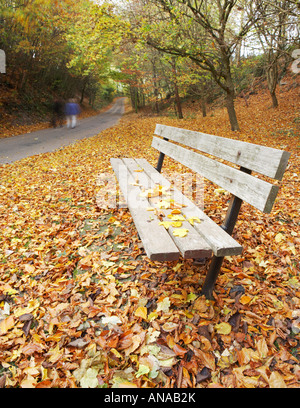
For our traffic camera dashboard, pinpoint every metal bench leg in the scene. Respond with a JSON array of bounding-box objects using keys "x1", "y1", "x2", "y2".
[
  {"x1": 201, "y1": 256, "x2": 224, "y2": 299},
  {"x1": 201, "y1": 194, "x2": 240, "y2": 299},
  {"x1": 200, "y1": 193, "x2": 241, "y2": 299},
  {"x1": 201, "y1": 166, "x2": 251, "y2": 299}
]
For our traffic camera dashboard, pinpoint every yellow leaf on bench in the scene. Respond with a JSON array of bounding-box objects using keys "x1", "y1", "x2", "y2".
[
  {"x1": 188, "y1": 217, "x2": 201, "y2": 226},
  {"x1": 167, "y1": 214, "x2": 185, "y2": 221},
  {"x1": 159, "y1": 221, "x2": 172, "y2": 229},
  {"x1": 173, "y1": 228, "x2": 189, "y2": 238},
  {"x1": 157, "y1": 200, "x2": 171, "y2": 209},
  {"x1": 148, "y1": 191, "x2": 161, "y2": 198},
  {"x1": 139, "y1": 190, "x2": 149, "y2": 197},
  {"x1": 171, "y1": 221, "x2": 182, "y2": 228},
  {"x1": 140, "y1": 188, "x2": 160, "y2": 198}
]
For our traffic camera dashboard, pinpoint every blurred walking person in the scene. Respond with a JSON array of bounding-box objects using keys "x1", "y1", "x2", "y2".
[
  {"x1": 65, "y1": 99, "x2": 80, "y2": 129},
  {"x1": 52, "y1": 98, "x2": 64, "y2": 128}
]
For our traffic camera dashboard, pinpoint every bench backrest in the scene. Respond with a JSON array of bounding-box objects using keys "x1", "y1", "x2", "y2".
[{"x1": 152, "y1": 124, "x2": 290, "y2": 214}]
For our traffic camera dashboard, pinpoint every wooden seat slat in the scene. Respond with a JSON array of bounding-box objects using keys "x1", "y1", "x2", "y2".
[
  {"x1": 122, "y1": 158, "x2": 212, "y2": 259},
  {"x1": 110, "y1": 158, "x2": 180, "y2": 262},
  {"x1": 136, "y1": 158, "x2": 243, "y2": 257}
]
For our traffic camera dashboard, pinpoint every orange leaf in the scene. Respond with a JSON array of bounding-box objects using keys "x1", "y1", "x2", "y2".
[
  {"x1": 167, "y1": 335, "x2": 176, "y2": 349},
  {"x1": 173, "y1": 343, "x2": 188, "y2": 356},
  {"x1": 239, "y1": 294, "x2": 252, "y2": 305},
  {"x1": 0, "y1": 315, "x2": 14, "y2": 335}
]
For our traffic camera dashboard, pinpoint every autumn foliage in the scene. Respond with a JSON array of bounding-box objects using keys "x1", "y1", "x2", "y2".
[{"x1": 0, "y1": 82, "x2": 299, "y2": 388}]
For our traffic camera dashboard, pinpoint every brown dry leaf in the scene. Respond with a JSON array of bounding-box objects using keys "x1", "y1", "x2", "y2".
[
  {"x1": 20, "y1": 375, "x2": 37, "y2": 389},
  {"x1": 0, "y1": 375, "x2": 6, "y2": 388},
  {"x1": 162, "y1": 322, "x2": 178, "y2": 332},
  {"x1": 194, "y1": 348, "x2": 216, "y2": 371},
  {"x1": 192, "y1": 296, "x2": 208, "y2": 313},
  {"x1": 124, "y1": 332, "x2": 146, "y2": 356},
  {"x1": 22, "y1": 342, "x2": 45, "y2": 356},
  {"x1": 256, "y1": 337, "x2": 269, "y2": 360}
]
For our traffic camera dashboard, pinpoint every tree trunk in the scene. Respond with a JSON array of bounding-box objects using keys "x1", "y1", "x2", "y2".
[
  {"x1": 80, "y1": 79, "x2": 88, "y2": 104},
  {"x1": 235, "y1": 8, "x2": 245, "y2": 66},
  {"x1": 171, "y1": 57, "x2": 183, "y2": 119},
  {"x1": 154, "y1": 94, "x2": 159, "y2": 114},
  {"x1": 134, "y1": 88, "x2": 139, "y2": 113},
  {"x1": 226, "y1": 91, "x2": 240, "y2": 131},
  {"x1": 270, "y1": 91, "x2": 278, "y2": 108},
  {"x1": 18, "y1": 69, "x2": 27, "y2": 91},
  {"x1": 201, "y1": 97, "x2": 207, "y2": 117},
  {"x1": 151, "y1": 58, "x2": 160, "y2": 114},
  {"x1": 174, "y1": 83, "x2": 183, "y2": 119},
  {"x1": 266, "y1": 48, "x2": 279, "y2": 108},
  {"x1": 266, "y1": 63, "x2": 279, "y2": 108},
  {"x1": 130, "y1": 86, "x2": 139, "y2": 113},
  {"x1": 222, "y1": 54, "x2": 240, "y2": 131}
]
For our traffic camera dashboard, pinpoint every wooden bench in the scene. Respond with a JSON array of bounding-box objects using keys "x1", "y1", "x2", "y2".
[{"x1": 110, "y1": 124, "x2": 290, "y2": 298}]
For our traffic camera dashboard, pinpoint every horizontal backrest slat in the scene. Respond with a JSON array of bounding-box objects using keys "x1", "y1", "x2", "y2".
[
  {"x1": 152, "y1": 136, "x2": 279, "y2": 213},
  {"x1": 155, "y1": 124, "x2": 290, "y2": 180}
]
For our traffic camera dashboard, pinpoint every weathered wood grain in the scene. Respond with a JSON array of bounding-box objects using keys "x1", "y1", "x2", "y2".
[
  {"x1": 123, "y1": 158, "x2": 212, "y2": 259},
  {"x1": 110, "y1": 158, "x2": 180, "y2": 262},
  {"x1": 136, "y1": 158, "x2": 243, "y2": 257},
  {"x1": 155, "y1": 124, "x2": 290, "y2": 180},
  {"x1": 152, "y1": 137, "x2": 279, "y2": 213}
]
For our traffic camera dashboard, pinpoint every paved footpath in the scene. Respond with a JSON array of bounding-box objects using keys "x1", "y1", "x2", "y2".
[{"x1": 0, "y1": 98, "x2": 125, "y2": 165}]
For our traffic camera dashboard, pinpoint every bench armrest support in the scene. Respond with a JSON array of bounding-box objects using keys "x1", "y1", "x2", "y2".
[{"x1": 155, "y1": 137, "x2": 168, "y2": 172}]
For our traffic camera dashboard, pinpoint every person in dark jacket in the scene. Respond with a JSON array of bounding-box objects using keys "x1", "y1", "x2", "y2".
[
  {"x1": 52, "y1": 98, "x2": 64, "y2": 128},
  {"x1": 65, "y1": 99, "x2": 80, "y2": 129}
]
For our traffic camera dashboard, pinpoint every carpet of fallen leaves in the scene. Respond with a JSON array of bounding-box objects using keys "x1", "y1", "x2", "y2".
[{"x1": 0, "y1": 84, "x2": 299, "y2": 388}]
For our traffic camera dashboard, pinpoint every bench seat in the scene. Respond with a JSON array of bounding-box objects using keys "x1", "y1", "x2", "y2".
[{"x1": 110, "y1": 157, "x2": 242, "y2": 262}]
